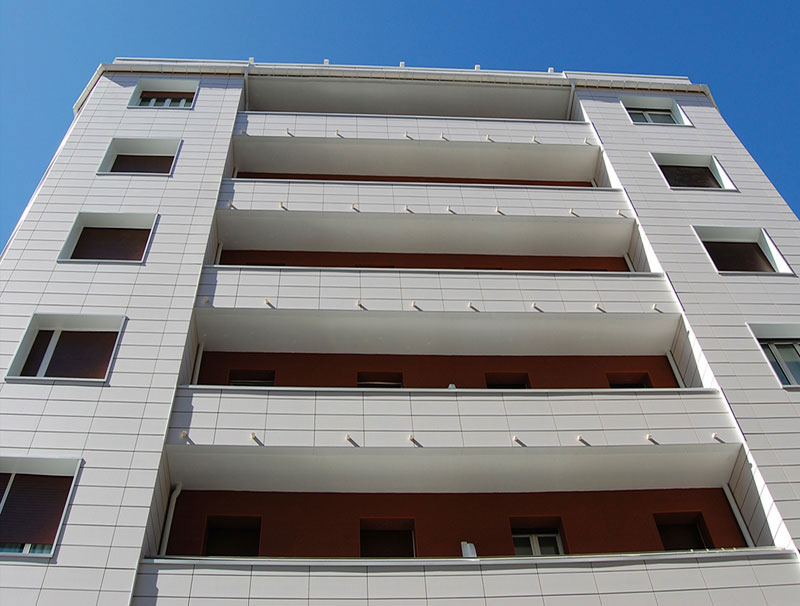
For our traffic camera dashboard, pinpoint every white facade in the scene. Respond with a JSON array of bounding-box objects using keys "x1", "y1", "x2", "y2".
[{"x1": 0, "y1": 58, "x2": 799, "y2": 604}]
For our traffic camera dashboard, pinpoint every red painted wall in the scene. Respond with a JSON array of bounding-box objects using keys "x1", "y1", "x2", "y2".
[
  {"x1": 197, "y1": 353, "x2": 679, "y2": 389},
  {"x1": 219, "y1": 250, "x2": 630, "y2": 272},
  {"x1": 167, "y1": 488, "x2": 746, "y2": 557}
]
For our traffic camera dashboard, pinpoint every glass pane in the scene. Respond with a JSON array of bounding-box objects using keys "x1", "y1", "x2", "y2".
[
  {"x1": 762, "y1": 345, "x2": 790, "y2": 384},
  {"x1": 649, "y1": 112, "x2": 676, "y2": 124},
  {"x1": 27, "y1": 543, "x2": 52, "y2": 554},
  {"x1": 512, "y1": 536, "x2": 533, "y2": 556},
  {"x1": 154, "y1": 98, "x2": 165, "y2": 106},
  {"x1": 629, "y1": 111, "x2": 648, "y2": 123},
  {"x1": 537, "y1": 535, "x2": 561, "y2": 555},
  {"x1": 0, "y1": 543, "x2": 24, "y2": 553},
  {"x1": 775, "y1": 344, "x2": 800, "y2": 384}
]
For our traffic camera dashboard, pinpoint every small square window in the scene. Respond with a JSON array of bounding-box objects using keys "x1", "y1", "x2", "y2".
[
  {"x1": 58, "y1": 213, "x2": 157, "y2": 264},
  {"x1": 655, "y1": 513, "x2": 711, "y2": 551},
  {"x1": 652, "y1": 153, "x2": 735, "y2": 190},
  {"x1": 360, "y1": 519, "x2": 415, "y2": 557},
  {"x1": 620, "y1": 96, "x2": 690, "y2": 126},
  {"x1": 357, "y1": 372, "x2": 403, "y2": 388},
  {"x1": 128, "y1": 78, "x2": 198, "y2": 109},
  {"x1": 693, "y1": 226, "x2": 792, "y2": 274},
  {"x1": 485, "y1": 372, "x2": 530, "y2": 389},
  {"x1": 512, "y1": 529, "x2": 563, "y2": 556},
  {"x1": 6, "y1": 314, "x2": 125, "y2": 382},
  {"x1": 204, "y1": 516, "x2": 261, "y2": 556},
  {"x1": 228, "y1": 369, "x2": 275, "y2": 386},
  {"x1": 98, "y1": 138, "x2": 181, "y2": 175}
]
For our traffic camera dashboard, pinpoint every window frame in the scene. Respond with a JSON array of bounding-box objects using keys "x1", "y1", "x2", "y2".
[
  {"x1": 619, "y1": 96, "x2": 692, "y2": 127},
  {"x1": 692, "y1": 226, "x2": 794, "y2": 275},
  {"x1": 127, "y1": 78, "x2": 199, "y2": 110},
  {"x1": 512, "y1": 531, "x2": 564, "y2": 556},
  {"x1": 651, "y1": 153, "x2": 736, "y2": 191},
  {"x1": 97, "y1": 138, "x2": 182, "y2": 176},
  {"x1": 0, "y1": 457, "x2": 81, "y2": 559},
  {"x1": 57, "y1": 212, "x2": 158, "y2": 265},
  {"x1": 759, "y1": 340, "x2": 800, "y2": 386},
  {"x1": 5, "y1": 314, "x2": 126, "y2": 384}
]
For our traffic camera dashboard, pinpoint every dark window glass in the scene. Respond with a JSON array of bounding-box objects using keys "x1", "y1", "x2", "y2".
[
  {"x1": 360, "y1": 529, "x2": 415, "y2": 557},
  {"x1": 0, "y1": 474, "x2": 72, "y2": 545},
  {"x1": 607, "y1": 372, "x2": 653, "y2": 389},
  {"x1": 110, "y1": 155, "x2": 174, "y2": 174},
  {"x1": 204, "y1": 516, "x2": 261, "y2": 556},
  {"x1": 629, "y1": 111, "x2": 648, "y2": 123},
  {"x1": 44, "y1": 331, "x2": 117, "y2": 379},
  {"x1": 228, "y1": 369, "x2": 275, "y2": 386},
  {"x1": 357, "y1": 372, "x2": 403, "y2": 388},
  {"x1": 512, "y1": 535, "x2": 534, "y2": 555},
  {"x1": 71, "y1": 227, "x2": 151, "y2": 261},
  {"x1": 702, "y1": 241, "x2": 775, "y2": 272},
  {"x1": 657, "y1": 522, "x2": 707, "y2": 550},
  {"x1": 20, "y1": 330, "x2": 54, "y2": 376},
  {"x1": 649, "y1": 112, "x2": 676, "y2": 124},
  {"x1": 485, "y1": 372, "x2": 530, "y2": 389},
  {"x1": 140, "y1": 91, "x2": 194, "y2": 105},
  {"x1": 659, "y1": 165, "x2": 721, "y2": 188}
]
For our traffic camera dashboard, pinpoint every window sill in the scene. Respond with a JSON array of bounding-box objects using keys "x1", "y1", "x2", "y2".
[
  {"x1": 630, "y1": 122, "x2": 693, "y2": 128},
  {"x1": 781, "y1": 385, "x2": 800, "y2": 392},
  {"x1": 180, "y1": 384, "x2": 716, "y2": 396},
  {"x1": 145, "y1": 546, "x2": 789, "y2": 568},
  {"x1": 96, "y1": 171, "x2": 173, "y2": 177},
  {"x1": 126, "y1": 104, "x2": 194, "y2": 110},
  {"x1": 0, "y1": 551, "x2": 53, "y2": 561},
  {"x1": 667, "y1": 186, "x2": 739, "y2": 193},
  {"x1": 56, "y1": 258, "x2": 145, "y2": 265},
  {"x1": 717, "y1": 270, "x2": 796, "y2": 278},
  {"x1": 4, "y1": 375, "x2": 108, "y2": 385}
]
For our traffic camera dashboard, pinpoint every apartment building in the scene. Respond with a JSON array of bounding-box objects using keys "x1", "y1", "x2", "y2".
[{"x1": 1, "y1": 57, "x2": 799, "y2": 605}]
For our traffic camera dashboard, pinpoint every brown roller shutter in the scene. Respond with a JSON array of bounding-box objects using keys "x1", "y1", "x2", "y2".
[
  {"x1": 659, "y1": 165, "x2": 721, "y2": 188},
  {"x1": 111, "y1": 154, "x2": 174, "y2": 174},
  {"x1": 71, "y1": 227, "x2": 151, "y2": 261},
  {"x1": 44, "y1": 331, "x2": 118, "y2": 379},
  {"x1": 0, "y1": 474, "x2": 72, "y2": 544},
  {"x1": 0, "y1": 474, "x2": 10, "y2": 497},
  {"x1": 702, "y1": 241, "x2": 775, "y2": 272}
]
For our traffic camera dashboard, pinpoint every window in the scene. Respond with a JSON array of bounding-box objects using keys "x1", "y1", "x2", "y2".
[
  {"x1": 485, "y1": 372, "x2": 530, "y2": 389},
  {"x1": 128, "y1": 78, "x2": 198, "y2": 109},
  {"x1": 760, "y1": 341, "x2": 800, "y2": 386},
  {"x1": 607, "y1": 372, "x2": 653, "y2": 389},
  {"x1": 0, "y1": 458, "x2": 80, "y2": 558},
  {"x1": 620, "y1": 96, "x2": 689, "y2": 126},
  {"x1": 655, "y1": 513, "x2": 711, "y2": 551},
  {"x1": 652, "y1": 153, "x2": 735, "y2": 190},
  {"x1": 59, "y1": 213, "x2": 157, "y2": 263},
  {"x1": 139, "y1": 91, "x2": 194, "y2": 108},
  {"x1": 204, "y1": 516, "x2": 261, "y2": 556},
  {"x1": 360, "y1": 519, "x2": 415, "y2": 557},
  {"x1": 228, "y1": 369, "x2": 275, "y2": 386},
  {"x1": 629, "y1": 109, "x2": 676, "y2": 124},
  {"x1": 693, "y1": 226, "x2": 792, "y2": 274},
  {"x1": 6, "y1": 314, "x2": 125, "y2": 382},
  {"x1": 98, "y1": 138, "x2": 181, "y2": 175},
  {"x1": 512, "y1": 530, "x2": 564, "y2": 556},
  {"x1": 357, "y1": 372, "x2": 403, "y2": 388}
]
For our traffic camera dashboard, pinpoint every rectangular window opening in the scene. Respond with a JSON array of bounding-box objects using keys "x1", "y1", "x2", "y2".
[
  {"x1": 110, "y1": 154, "x2": 174, "y2": 174},
  {"x1": 485, "y1": 372, "x2": 531, "y2": 389},
  {"x1": 360, "y1": 519, "x2": 415, "y2": 558},
  {"x1": 659, "y1": 165, "x2": 721, "y2": 188},
  {"x1": 357, "y1": 372, "x2": 403, "y2": 388},
  {"x1": 20, "y1": 330, "x2": 117, "y2": 380},
  {"x1": 606, "y1": 372, "x2": 653, "y2": 389},
  {"x1": 228, "y1": 369, "x2": 276, "y2": 387},
  {"x1": 702, "y1": 241, "x2": 775, "y2": 273},
  {"x1": 655, "y1": 512, "x2": 712, "y2": 551},
  {"x1": 204, "y1": 516, "x2": 261, "y2": 557},
  {"x1": 71, "y1": 227, "x2": 151, "y2": 261}
]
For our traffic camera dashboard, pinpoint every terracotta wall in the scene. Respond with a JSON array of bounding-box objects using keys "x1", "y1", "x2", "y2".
[
  {"x1": 219, "y1": 250, "x2": 629, "y2": 271},
  {"x1": 197, "y1": 353, "x2": 679, "y2": 388},
  {"x1": 167, "y1": 488, "x2": 746, "y2": 557}
]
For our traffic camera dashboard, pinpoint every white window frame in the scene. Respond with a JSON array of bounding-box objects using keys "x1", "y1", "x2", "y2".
[
  {"x1": 128, "y1": 78, "x2": 199, "y2": 110},
  {"x1": 97, "y1": 137, "x2": 182, "y2": 176},
  {"x1": 619, "y1": 96, "x2": 692, "y2": 127},
  {"x1": 5, "y1": 314, "x2": 127, "y2": 383},
  {"x1": 650, "y1": 152, "x2": 737, "y2": 191},
  {"x1": 692, "y1": 226, "x2": 794, "y2": 275},
  {"x1": 512, "y1": 531, "x2": 564, "y2": 556},
  {"x1": 629, "y1": 108, "x2": 677, "y2": 124},
  {"x1": 759, "y1": 340, "x2": 800, "y2": 386},
  {"x1": 0, "y1": 457, "x2": 81, "y2": 559},
  {"x1": 57, "y1": 212, "x2": 158, "y2": 264}
]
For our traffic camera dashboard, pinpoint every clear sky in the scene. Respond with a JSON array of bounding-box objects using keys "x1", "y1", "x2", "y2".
[{"x1": 1, "y1": 1, "x2": 798, "y2": 246}]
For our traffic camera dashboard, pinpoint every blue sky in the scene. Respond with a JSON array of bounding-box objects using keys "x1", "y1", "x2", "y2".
[{"x1": 1, "y1": 1, "x2": 798, "y2": 246}]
